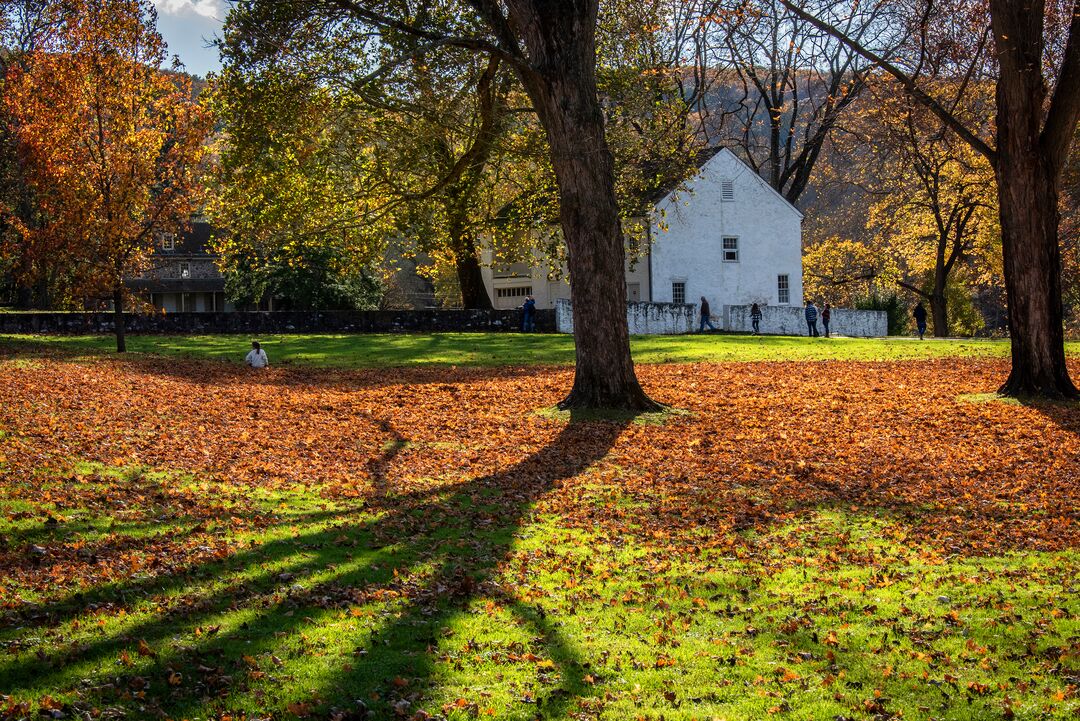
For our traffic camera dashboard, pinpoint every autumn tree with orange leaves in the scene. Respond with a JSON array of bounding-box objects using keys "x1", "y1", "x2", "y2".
[{"x1": 2, "y1": 0, "x2": 211, "y2": 351}]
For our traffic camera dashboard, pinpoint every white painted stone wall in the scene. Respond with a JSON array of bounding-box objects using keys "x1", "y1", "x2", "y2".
[
  {"x1": 725, "y1": 305, "x2": 887, "y2": 337},
  {"x1": 556, "y1": 298, "x2": 694, "y2": 335},
  {"x1": 651, "y1": 148, "x2": 804, "y2": 311}
]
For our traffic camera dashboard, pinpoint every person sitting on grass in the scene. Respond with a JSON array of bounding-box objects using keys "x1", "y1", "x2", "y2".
[{"x1": 245, "y1": 341, "x2": 269, "y2": 369}]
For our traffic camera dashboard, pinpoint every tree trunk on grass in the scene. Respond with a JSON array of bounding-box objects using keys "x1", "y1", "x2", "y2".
[
  {"x1": 930, "y1": 261, "x2": 948, "y2": 338},
  {"x1": 991, "y1": 1, "x2": 1078, "y2": 398},
  {"x1": 995, "y1": 153, "x2": 1076, "y2": 396},
  {"x1": 777, "y1": 0, "x2": 1080, "y2": 400},
  {"x1": 929, "y1": 289, "x2": 948, "y2": 339},
  {"x1": 112, "y1": 286, "x2": 127, "y2": 353},
  {"x1": 508, "y1": 0, "x2": 660, "y2": 411}
]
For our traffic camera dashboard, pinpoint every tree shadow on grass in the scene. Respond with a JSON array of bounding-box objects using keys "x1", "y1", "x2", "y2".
[
  {"x1": 0, "y1": 415, "x2": 628, "y2": 719},
  {"x1": 1019, "y1": 396, "x2": 1080, "y2": 437}
]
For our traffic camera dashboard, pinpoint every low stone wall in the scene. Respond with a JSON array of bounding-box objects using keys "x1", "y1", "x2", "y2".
[
  {"x1": 0, "y1": 309, "x2": 556, "y2": 335},
  {"x1": 555, "y1": 299, "x2": 694, "y2": 335},
  {"x1": 725, "y1": 304, "x2": 887, "y2": 337}
]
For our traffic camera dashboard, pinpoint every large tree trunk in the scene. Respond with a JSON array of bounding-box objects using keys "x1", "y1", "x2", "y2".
[
  {"x1": 930, "y1": 255, "x2": 948, "y2": 338},
  {"x1": 991, "y1": 1, "x2": 1078, "y2": 398},
  {"x1": 446, "y1": 197, "x2": 492, "y2": 309},
  {"x1": 450, "y1": 228, "x2": 492, "y2": 309},
  {"x1": 929, "y1": 286, "x2": 948, "y2": 338},
  {"x1": 509, "y1": 0, "x2": 659, "y2": 410},
  {"x1": 112, "y1": 286, "x2": 127, "y2": 353},
  {"x1": 994, "y1": 156, "x2": 1076, "y2": 397}
]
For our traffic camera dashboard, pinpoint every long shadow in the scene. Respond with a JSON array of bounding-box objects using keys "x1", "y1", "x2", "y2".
[
  {"x1": 0, "y1": 415, "x2": 628, "y2": 719},
  {"x1": 1021, "y1": 396, "x2": 1080, "y2": 437}
]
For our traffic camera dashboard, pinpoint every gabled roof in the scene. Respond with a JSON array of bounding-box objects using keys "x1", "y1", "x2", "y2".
[
  {"x1": 654, "y1": 147, "x2": 804, "y2": 220},
  {"x1": 644, "y1": 146, "x2": 724, "y2": 205}
]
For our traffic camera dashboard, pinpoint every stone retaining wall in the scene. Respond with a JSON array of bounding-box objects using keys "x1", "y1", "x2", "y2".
[
  {"x1": 724, "y1": 304, "x2": 887, "y2": 337},
  {"x1": 555, "y1": 299, "x2": 694, "y2": 335},
  {"x1": 0, "y1": 309, "x2": 555, "y2": 335}
]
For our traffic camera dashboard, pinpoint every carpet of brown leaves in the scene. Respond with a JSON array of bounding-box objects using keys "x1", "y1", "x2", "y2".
[{"x1": 1, "y1": 351, "x2": 1078, "y2": 600}]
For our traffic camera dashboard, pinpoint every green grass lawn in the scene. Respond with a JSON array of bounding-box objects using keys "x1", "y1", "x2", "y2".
[
  {"x1": 3, "y1": 331, "x2": 1069, "y2": 367},
  {"x1": 2, "y1": 462, "x2": 1077, "y2": 721},
  {"x1": 2, "y1": 338, "x2": 1079, "y2": 720}
]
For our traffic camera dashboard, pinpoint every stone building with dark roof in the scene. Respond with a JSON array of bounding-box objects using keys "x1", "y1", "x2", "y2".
[{"x1": 126, "y1": 220, "x2": 259, "y2": 312}]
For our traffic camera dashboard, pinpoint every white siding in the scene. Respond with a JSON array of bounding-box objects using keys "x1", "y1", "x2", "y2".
[{"x1": 650, "y1": 148, "x2": 803, "y2": 318}]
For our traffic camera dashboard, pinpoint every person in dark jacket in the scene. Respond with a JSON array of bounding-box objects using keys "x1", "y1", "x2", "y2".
[
  {"x1": 804, "y1": 300, "x2": 819, "y2": 337},
  {"x1": 913, "y1": 302, "x2": 927, "y2": 340},
  {"x1": 750, "y1": 302, "x2": 762, "y2": 335},
  {"x1": 699, "y1": 296, "x2": 717, "y2": 332},
  {"x1": 821, "y1": 302, "x2": 832, "y2": 338},
  {"x1": 521, "y1": 295, "x2": 536, "y2": 332}
]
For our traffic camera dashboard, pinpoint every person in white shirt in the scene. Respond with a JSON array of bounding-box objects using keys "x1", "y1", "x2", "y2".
[{"x1": 245, "y1": 341, "x2": 269, "y2": 368}]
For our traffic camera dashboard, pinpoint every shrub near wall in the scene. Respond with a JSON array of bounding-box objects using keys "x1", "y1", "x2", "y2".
[{"x1": 0, "y1": 309, "x2": 556, "y2": 335}]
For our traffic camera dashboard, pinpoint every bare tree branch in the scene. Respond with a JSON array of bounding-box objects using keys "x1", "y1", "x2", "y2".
[{"x1": 776, "y1": 0, "x2": 997, "y2": 163}]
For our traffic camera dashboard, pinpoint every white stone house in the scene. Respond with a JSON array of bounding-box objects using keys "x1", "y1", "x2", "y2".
[
  {"x1": 481, "y1": 148, "x2": 804, "y2": 321},
  {"x1": 650, "y1": 147, "x2": 804, "y2": 313}
]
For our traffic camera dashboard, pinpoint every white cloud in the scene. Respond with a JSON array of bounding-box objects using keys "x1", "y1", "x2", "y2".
[{"x1": 153, "y1": 0, "x2": 223, "y2": 20}]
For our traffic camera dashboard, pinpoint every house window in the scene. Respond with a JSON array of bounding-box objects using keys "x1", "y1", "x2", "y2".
[
  {"x1": 161, "y1": 233, "x2": 176, "y2": 251},
  {"x1": 672, "y1": 281, "x2": 686, "y2": 305},
  {"x1": 179, "y1": 262, "x2": 191, "y2": 279},
  {"x1": 720, "y1": 180, "x2": 735, "y2": 201},
  {"x1": 722, "y1": 236, "x2": 739, "y2": 262},
  {"x1": 777, "y1": 274, "x2": 790, "y2": 304},
  {"x1": 495, "y1": 286, "x2": 532, "y2": 299}
]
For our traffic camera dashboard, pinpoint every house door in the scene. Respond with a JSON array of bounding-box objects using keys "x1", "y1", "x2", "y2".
[{"x1": 627, "y1": 283, "x2": 641, "y2": 302}]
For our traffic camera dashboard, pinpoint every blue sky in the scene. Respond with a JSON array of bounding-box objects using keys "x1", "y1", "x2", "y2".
[{"x1": 152, "y1": 0, "x2": 225, "y2": 77}]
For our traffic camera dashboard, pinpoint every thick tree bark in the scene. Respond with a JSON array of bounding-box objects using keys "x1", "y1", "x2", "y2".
[
  {"x1": 991, "y1": 1, "x2": 1078, "y2": 398},
  {"x1": 112, "y1": 286, "x2": 127, "y2": 353},
  {"x1": 929, "y1": 288, "x2": 948, "y2": 338},
  {"x1": 449, "y1": 217, "x2": 492, "y2": 309},
  {"x1": 994, "y1": 155, "x2": 1076, "y2": 396},
  {"x1": 777, "y1": 0, "x2": 1080, "y2": 399},
  {"x1": 506, "y1": 0, "x2": 659, "y2": 410}
]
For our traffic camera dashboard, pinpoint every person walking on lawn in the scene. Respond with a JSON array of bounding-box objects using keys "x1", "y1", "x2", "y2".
[
  {"x1": 821, "y1": 302, "x2": 832, "y2": 338},
  {"x1": 804, "y1": 300, "x2": 819, "y2": 337},
  {"x1": 750, "y1": 303, "x2": 762, "y2": 335},
  {"x1": 913, "y1": 302, "x2": 928, "y2": 340},
  {"x1": 521, "y1": 295, "x2": 536, "y2": 332},
  {"x1": 699, "y1": 296, "x2": 717, "y2": 332}
]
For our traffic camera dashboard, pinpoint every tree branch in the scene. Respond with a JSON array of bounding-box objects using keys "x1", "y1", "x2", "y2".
[
  {"x1": 776, "y1": 0, "x2": 997, "y2": 164},
  {"x1": 1041, "y1": 0, "x2": 1080, "y2": 175},
  {"x1": 896, "y1": 279, "x2": 930, "y2": 298},
  {"x1": 326, "y1": 0, "x2": 535, "y2": 81}
]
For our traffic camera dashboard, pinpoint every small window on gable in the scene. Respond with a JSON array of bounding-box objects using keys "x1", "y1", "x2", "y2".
[
  {"x1": 161, "y1": 233, "x2": 176, "y2": 251},
  {"x1": 720, "y1": 179, "x2": 735, "y2": 201},
  {"x1": 777, "y1": 274, "x2": 790, "y2": 304},
  {"x1": 672, "y1": 281, "x2": 686, "y2": 305},
  {"x1": 722, "y1": 236, "x2": 739, "y2": 262}
]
